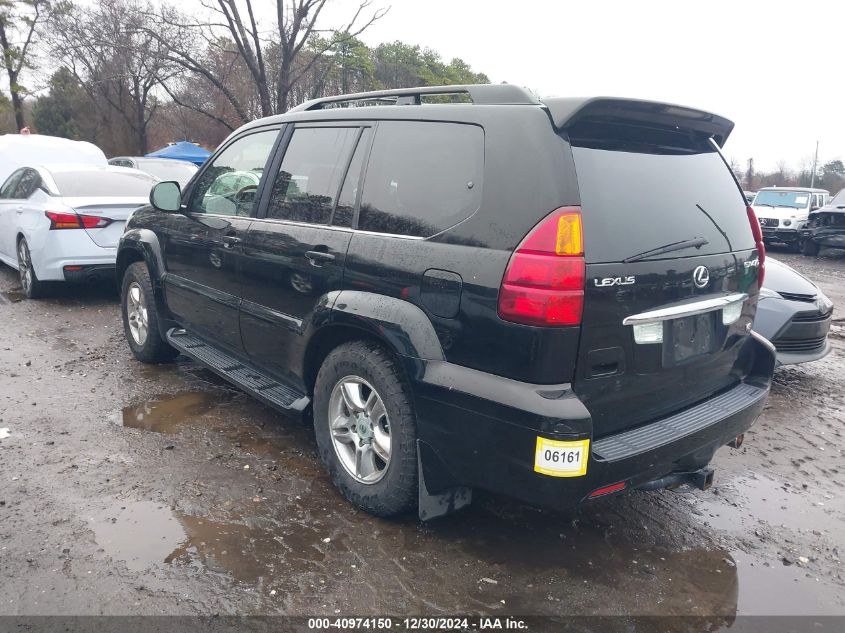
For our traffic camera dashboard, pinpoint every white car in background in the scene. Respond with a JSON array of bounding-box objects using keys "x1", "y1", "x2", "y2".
[
  {"x1": 0, "y1": 165, "x2": 157, "y2": 298},
  {"x1": 752, "y1": 186, "x2": 830, "y2": 251},
  {"x1": 108, "y1": 156, "x2": 198, "y2": 188},
  {"x1": 0, "y1": 134, "x2": 107, "y2": 185}
]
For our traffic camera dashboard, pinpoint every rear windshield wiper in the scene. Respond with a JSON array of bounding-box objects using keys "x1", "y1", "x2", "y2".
[{"x1": 623, "y1": 237, "x2": 709, "y2": 263}]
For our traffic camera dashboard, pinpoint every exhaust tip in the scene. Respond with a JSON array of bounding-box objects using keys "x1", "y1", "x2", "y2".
[{"x1": 727, "y1": 434, "x2": 745, "y2": 449}]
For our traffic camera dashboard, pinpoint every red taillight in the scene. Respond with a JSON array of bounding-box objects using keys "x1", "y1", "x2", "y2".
[
  {"x1": 80, "y1": 214, "x2": 112, "y2": 229},
  {"x1": 46, "y1": 211, "x2": 112, "y2": 230},
  {"x1": 746, "y1": 206, "x2": 765, "y2": 287},
  {"x1": 45, "y1": 211, "x2": 81, "y2": 230},
  {"x1": 498, "y1": 207, "x2": 585, "y2": 327}
]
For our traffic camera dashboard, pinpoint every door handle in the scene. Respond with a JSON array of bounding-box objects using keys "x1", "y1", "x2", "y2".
[
  {"x1": 305, "y1": 249, "x2": 335, "y2": 266},
  {"x1": 221, "y1": 235, "x2": 241, "y2": 249}
]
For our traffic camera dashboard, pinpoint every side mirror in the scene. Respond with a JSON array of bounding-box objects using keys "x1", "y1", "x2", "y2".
[
  {"x1": 150, "y1": 181, "x2": 182, "y2": 212},
  {"x1": 810, "y1": 205, "x2": 820, "y2": 212}
]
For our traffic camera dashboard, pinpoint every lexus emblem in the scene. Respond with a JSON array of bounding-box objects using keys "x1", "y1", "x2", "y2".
[{"x1": 692, "y1": 265, "x2": 710, "y2": 289}]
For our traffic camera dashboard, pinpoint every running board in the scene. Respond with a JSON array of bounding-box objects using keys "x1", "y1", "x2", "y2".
[{"x1": 167, "y1": 329, "x2": 310, "y2": 413}]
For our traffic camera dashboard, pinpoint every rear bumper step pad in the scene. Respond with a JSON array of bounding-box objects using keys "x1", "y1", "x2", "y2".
[
  {"x1": 167, "y1": 329, "x2": 309, "y2": 413},
  {"x1": 592, "y1": 382, "x2": 767, "y2": 462}
]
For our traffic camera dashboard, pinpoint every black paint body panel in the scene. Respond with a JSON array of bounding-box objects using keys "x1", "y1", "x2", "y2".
[{"x1": 117, "y1": 95, "x2": 777, "y2": 512}]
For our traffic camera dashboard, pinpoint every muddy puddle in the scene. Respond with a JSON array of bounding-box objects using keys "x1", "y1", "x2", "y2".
[
  {"x1": 88, "y1": 495, "x2": 845, "y2": 616},
  {"x1": 89, "y1": 501, "x2": 186, "y2": 572},
  {"x1": 693, "y1": 471, "x2": 840, "y2": 535},
  {"x1": 117, "y1": 389, "x2": 319, "y2": 463},
  {"x1": 732, "y1": 553, "x2": 844, "y2": 615},
  {"x1": 106, "y1": 389, "x2": 845, "y2": 616},
  {"x1": 119, "y1": 390, "x2": 234, "y2": 433},
  {"x1": 0, "y1": 288, "x2": 25, "y2": 303}
]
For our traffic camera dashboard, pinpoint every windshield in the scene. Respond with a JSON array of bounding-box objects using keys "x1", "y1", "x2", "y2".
[
  {"x1": 753, "y1": 190, "x2": 811, "y2": 209},
  {"x1": 53, "y1": 170, "x2": 157, "y2": 197},
  {"x1": 829, "y1": 189, "x2": 845, "y2": 206}
]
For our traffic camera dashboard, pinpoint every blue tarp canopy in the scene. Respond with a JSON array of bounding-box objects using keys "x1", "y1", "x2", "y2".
[{"x1": 145, "y1": 141, "x2": 211, "y2": 166}]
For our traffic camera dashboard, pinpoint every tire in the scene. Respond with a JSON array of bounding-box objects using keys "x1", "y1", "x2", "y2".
[
  {"x1": 120, "y1": 262, "x2": 178, "y2": 363},
  {"x1": 17, "y1": 238, "x2": 47, "y2": 299},
  {"x1": 800, "y1": 238, "x2": 819, "y2": 256},
  {"x1": 313, "y1": 341, "x2": 418, "y2": 517}
]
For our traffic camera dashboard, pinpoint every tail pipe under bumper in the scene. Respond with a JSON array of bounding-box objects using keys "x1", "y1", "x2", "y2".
[{"x1": 637, "y1": 466, "x2": 715, "y2": 492}]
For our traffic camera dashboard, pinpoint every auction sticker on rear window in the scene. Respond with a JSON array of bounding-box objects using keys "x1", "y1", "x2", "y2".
[{"x1": 534, "y1": 437, "x2": 589, "y2": 477}]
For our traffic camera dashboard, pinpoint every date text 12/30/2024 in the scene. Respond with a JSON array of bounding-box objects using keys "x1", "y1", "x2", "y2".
[{"x1": 307, "y1": 617, "x2": 529, "y2": 630}]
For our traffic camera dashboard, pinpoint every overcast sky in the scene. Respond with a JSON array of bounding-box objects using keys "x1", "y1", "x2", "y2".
[{"x1": 308, "y1": 0, "x2": 843, "y2": 172}]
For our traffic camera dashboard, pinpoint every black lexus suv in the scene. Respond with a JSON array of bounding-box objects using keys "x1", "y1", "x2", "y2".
[{"x1": 117, "y1": 84, "x2": 776, "y2": 520}]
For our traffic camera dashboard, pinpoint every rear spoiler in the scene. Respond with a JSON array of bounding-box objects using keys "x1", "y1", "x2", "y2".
[{"x1": 541, "y1": 97, "x2": 734, "y2": 148}]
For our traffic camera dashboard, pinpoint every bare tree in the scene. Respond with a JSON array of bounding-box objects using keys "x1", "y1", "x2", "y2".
[
  {"x1": 0, "y1": 0, "x2": 49, "y2": 130},
  {"x1": 50, "y1": 0, "x2": 177, "y2": 153},
  {"x1": 745, "y1": 157, "x2": 755, "y2": 190},
  {"x1": 153, "y1": 0, "x2": 388, "y2": 126},
  {"x1": 775, "y1": 159, "x2": 792, "y2": 184},
  {"x1": 727, "y1": 156, "x2": 743, "y2": 183}
]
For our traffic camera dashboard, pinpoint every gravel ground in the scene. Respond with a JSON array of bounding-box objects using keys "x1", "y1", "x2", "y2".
[{"x1": 0, "y1": 247, "x2": 843, "y2": 623}]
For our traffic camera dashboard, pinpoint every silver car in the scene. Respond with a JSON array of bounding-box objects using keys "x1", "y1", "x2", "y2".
[{"x1": 109, "y1": 156, "x2": 198, "y2": 188}]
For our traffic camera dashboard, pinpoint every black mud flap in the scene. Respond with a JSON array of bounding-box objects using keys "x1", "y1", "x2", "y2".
[{"x1": 417, "y1": 441, "x2": 472, "y2": 521}]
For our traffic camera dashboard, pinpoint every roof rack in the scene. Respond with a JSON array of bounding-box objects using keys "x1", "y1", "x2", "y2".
[{"x1": 289, "y1": 84, "x2": 539, "y2": 112}]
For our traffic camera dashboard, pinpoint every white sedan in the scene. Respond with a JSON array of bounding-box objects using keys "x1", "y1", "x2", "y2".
[{"x1": 0, "y1": 164, "x2": 156, "y2": 298}]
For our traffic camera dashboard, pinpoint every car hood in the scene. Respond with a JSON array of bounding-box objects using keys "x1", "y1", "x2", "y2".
[
  {"x1": 753, "y1": 205, "x2": 807, "y2": 219},
  {"x1": 812, "y1": 203, "x2": 845, "y2": 215},
  {"x1": 763, "y1": 257, "x2": 818, "y2": 296}
]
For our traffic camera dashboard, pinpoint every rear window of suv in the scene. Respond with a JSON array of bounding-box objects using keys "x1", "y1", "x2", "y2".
[
  {"x1": 358, "y1": 121, "x2": 483, "y2": 238},
  {"x1": 571, "y1": 146, "x2": 753, "y2": 263}
]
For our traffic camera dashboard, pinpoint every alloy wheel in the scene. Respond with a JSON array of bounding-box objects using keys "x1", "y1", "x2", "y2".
[
  {"x1": 126, "y1": 281, "x2": 149, "y2": 346},
  {"x1": 328, "y1": 376, "x2": 391, "y2": 484},
  {"x1": 17, "y1": 240, "x2": 33, "y2": 294}
]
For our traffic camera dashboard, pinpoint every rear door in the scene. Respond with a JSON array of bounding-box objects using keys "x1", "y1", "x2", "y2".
[
  {"x1": 8, "y1": 169, "x2": 46, "y2": 258},
  {"x1": 569, "y1": 136, "x2": 759, "y2": 437},
  {"x1": 239, "y1": 124, "x2": 369, "y2": 388}
]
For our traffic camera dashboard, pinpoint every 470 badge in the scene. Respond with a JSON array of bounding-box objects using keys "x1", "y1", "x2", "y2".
[{"x1": 534, "y1": 437, "x2": 589, "y2": 477}]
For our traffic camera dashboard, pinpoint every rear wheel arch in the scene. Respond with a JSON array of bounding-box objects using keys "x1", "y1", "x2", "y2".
[
  {"x1": 303, "y1": 324, "x2": 388, "y2": 396},
  {"x1": 116, "y1": 247, "x2": 145, "y2": 285},
  {"x1": 117, "y1": 228, "x2": 166, "y2": 283},
  {"x1": 15, "y1": 232, "x2": 27, "y2": 260},
  {"x1": 303, "y1": 292, "x2": 444, "y2": 395}
]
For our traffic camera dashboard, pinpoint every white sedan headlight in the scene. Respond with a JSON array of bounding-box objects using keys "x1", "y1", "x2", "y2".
[{"x1": 817, "y1": 291, "x2": 833, "y2": 313}]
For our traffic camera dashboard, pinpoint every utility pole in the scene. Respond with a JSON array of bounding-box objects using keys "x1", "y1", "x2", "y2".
[{"x1": 810, "y1": 141, "x2": 819, "y2": 188}]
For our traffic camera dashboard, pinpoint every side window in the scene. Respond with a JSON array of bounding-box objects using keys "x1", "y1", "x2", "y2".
[
  {"x1": 333, "y1": 128, "x2": 372, "y2": 228},
  {"x1": 266, "y1": 126, "x2": 359, "y2": 224},
  {"x1": 13, "y1": 169, "x2": 42, "y2": 199},
  {"x1": 189, "y1": 129, "x2": 279, "y2": 216},
  {"x1": 358, "y1": 121, "x2": 484, "y2": 238},
  {"x1": 0, "y1": 170, "x2": 24, "y2": 199},
  {"x1": 111, "y1": 159, "x2": 133, "y2": 168}
]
